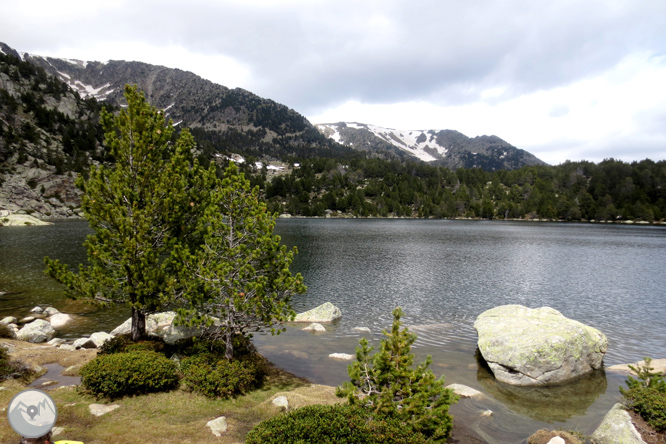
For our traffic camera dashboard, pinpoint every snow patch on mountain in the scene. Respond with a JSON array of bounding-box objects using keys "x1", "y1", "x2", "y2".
[{"x1": 316, "y1": 123, "x2": 449, "y2": 162}]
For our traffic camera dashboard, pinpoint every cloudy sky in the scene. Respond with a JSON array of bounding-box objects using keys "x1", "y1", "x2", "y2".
[{"x1": 2, "y1": 0, "x2": 666, "y2": 165}]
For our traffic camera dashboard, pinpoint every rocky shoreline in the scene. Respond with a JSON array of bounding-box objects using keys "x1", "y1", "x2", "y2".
[{"x1": 2, "y1": 302, "x2": 664, "y2": 443}]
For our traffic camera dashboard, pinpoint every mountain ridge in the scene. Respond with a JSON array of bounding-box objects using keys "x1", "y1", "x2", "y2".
[{"x1": 316, "y1": 122, "x2": 546, "y2": 170}]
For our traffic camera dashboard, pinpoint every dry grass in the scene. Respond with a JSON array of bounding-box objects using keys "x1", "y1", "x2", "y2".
[
  {"x1": 0, "y1": 339, "x2": 341, "y2": 444},
  {"x1": 2, "y1": 338, "x2": 98, "y2": 369}
]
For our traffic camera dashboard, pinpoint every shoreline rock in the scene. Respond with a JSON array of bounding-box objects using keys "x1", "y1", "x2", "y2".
[
  {"x1": 591, "y1": 403, "x2": 647, "y2": 444},
  {"x1": 606, "y1": 358, "x2": 666, "y2": 376},
  {"x1": 17, "y1": 319, "x2": 56, "y2": 343},
  {"x1": 0, "y1": 213, "x2": 53, "y2": 226},
  {"x1": 474, "y1": 305, "x2": 607, "y2": 386},
  {"x1": 294, "y1": 302, "x2": 342, "y2": 323}
]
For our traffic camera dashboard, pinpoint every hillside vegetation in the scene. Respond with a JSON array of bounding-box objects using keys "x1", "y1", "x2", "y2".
[
  {"x1": 263, "y1": 157, "x2": 666, "y2": 222},
  {"x1": 1, "y1": 47, "x2": 665, "y2": 224}
]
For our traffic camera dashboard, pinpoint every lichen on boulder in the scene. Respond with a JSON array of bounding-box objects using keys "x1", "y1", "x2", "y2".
[
  {"x1": 591, "y1": 403, "x2": 647, "y2": 444},
  {"x1": 293, "y1": 302, "x2": 341, "y2": 323},
  {"x1": 474, "y1": 305, "x2": 607, "y2": 386}
]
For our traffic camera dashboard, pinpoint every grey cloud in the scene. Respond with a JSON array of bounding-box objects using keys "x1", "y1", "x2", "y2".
[
  {"x1": 549, "y1": 105, "x2": 570, "y2": 118},
  {"x1": 12, "y1": 0, "x2": 663, "y2": 108}
]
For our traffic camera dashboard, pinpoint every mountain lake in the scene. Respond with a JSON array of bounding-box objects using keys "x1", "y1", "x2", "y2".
[{"x1": 1, "y1": 218, "x2": 665, "y2": 442}]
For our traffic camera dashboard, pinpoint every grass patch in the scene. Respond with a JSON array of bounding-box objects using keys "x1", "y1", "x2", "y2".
[{"x1": 0, "y1": 339, "x2": 326, "y2": 444}]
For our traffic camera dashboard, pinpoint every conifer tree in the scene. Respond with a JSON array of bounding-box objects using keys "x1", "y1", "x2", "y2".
[
  {"x1": 337, "y1": 307, "x2": 458, "y2": 442},
  {"x1": 175, "y1": 162, "x2": 306, "y2": 359},
  {"x1": 45, "y1": 85, "x2": 214, "y2": 341}
]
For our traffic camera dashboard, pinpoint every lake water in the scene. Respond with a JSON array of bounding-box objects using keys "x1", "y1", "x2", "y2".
[{"x1": 2, "y1": 219, "x2": 666, "y2": 442}]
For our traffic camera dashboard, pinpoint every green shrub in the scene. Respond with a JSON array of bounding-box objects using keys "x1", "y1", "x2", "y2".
[
  {"x1": 622, "y1": 386, "x2": 666, "y2": 432},
  {"x1": 0, "y1": 323, "x2": 14, "y2": 338},
  {"x1": 0, "y1": 347, "x2": 14, "y2": 378},
  {"x1": 98, "y1": 334, "x2": 166, "y2": 355},
  {"x1": 0, "y1": 347, "x2": 32, "y2": 381},
  {"x1": 169, "y1": 334, "x2": 256, "y2": 358},
  {"x1": 245, "y1": 404, "x2": 429, "y2": 444},
  {"x1": 620, "y1": 357, "x2": 666, "y2": 432},
  {"x1": 80, "y1": 350, "x2": 179, "y2": 399},
  {"x1": 337, "y1": 307, "x2": 458, "y2": 442},
  {"x1": 180, "y1": 352, "x2": 265, "y2": 398}
]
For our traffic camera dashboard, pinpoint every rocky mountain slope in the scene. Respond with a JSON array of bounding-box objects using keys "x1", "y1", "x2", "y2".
[
  {"x1": 0, "y1": 42, "x2": 350, "y2": 162},
  {"x1": 316, "y1": 122, "x2": 546, "y2": 170},
  {"x1": 1, "y1": 41, "x2": 548, "y2": 219},
  {"x1": 0, "y1": 49, "x2": 110, "y2": 220}
]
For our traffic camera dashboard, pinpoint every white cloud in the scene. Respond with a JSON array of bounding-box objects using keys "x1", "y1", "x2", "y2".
[
  {"x1": 29, "y1": 41, "x2": 252, "y2": 90},
  {"x1": 2, "y1": 0, "x2": 665, "y2": 164},
  {"x1": 309, "y1": 51, "x2": 666, "y2": 164}
]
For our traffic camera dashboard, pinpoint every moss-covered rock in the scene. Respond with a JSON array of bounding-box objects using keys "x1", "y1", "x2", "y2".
[
  {"x1": 591, "y1": 403, "x2": 647, "y2": 444},
  {"x1": 293, "y1": 302, "x2": 341, "y2": 323},
  {"x1": 474, "y1": 305, "x2": 607, "y2": 386}
]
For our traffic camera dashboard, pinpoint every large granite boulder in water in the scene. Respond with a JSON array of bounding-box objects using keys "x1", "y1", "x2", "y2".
[
  {"x1": 293, "y1": 302, "x2": 342, "y2": 323},
  {"x1": 474, "y1": 305, "x2": 607, "y2": 386}
]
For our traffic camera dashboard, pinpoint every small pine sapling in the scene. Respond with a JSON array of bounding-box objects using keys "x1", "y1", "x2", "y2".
[{"x1": 337, "y1": 307, "x2": 458, "y2": 442}]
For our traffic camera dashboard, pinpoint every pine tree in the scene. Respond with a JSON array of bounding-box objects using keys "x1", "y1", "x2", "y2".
[
  {"x1": 174, "y1": 162, "x2": 306, "y2": 359},
  {"x1": 337, "y1": 307, "x2": 458, "y2": 442},
  {"x1": 45, "y1": 85, "x2": 214, "y2": 341}
]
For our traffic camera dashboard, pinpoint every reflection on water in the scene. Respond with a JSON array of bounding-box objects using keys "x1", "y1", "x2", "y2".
[
  {"x1": 2, "y1": 218, "x2": 666, "y2": 442},
  {"x1": 476, "y1": 356, "x2": 607, "y2": 423}
]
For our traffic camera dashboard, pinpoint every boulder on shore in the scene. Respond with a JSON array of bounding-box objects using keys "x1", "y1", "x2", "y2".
[
  {"x1": 606, "y1": 358, "x2": 666, "y2": 376},
  {"x1": 110, "y1": 312, "x2": 201, "y2": 344},
  {"x1": 474, "y1": 305, "x2": 607, "y2": 386},
  {"x1": 49, "y1": 313, "x2": 72, "y2": 329},
  {"x1": 0, "y1": 214, "x2": 52, "y2": 226},
  {"x1": 591, "y1": 403, "x2": 647, "y2": 444},
  {"x1": 17, "y1": 319, "x2": 56, "y2": 343},
  {"x1": 294, "y1": 302, "x2": 342, "y2": 323}
]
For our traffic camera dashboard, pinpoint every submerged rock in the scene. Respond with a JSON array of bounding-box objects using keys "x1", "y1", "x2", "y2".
[
  {"x1": 302, "y1": 323, "x2": 326, "y2": 332},
  {"x1": 591, "y1": 403, "x2": 647, "y2": 444},
  {"x1": 329, "y1": 353, "x2": 354, "y2": 360},
  {"x1": 446, "y1": 383, "x2": 483, "y2": 398},
  {"x1": 607, "y1": 358, "x2": 666, "y2": 376},
  {"x1": 474, "y1": 305, "x2": 607, "y2": 386},
  {"x1": 294, "y1": 302, "x2": 342, "y2": 323}
]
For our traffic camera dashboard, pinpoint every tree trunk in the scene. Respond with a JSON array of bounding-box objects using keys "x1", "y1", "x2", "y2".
[
  {"x1": 225, "y1": 328, "x2": 233, "y2": 360},
  {"x1": 131, "y1": 307, "x2": 146, "y2": 341}
]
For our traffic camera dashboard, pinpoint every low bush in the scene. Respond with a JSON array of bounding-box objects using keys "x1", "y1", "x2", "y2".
[
  {"x1": 79, "y1": 350, "x2": 179, "y2": 399},
  {"x1": 170, "y1": 334, "x2": 256, "y2": 358},
  {"x1": 0, "y1": 346, "x2": 32, "y2": 381},
  {"x1": 620, "y1": 357, "x2": 666, "y2": 432},
  {"x1": 245, "y1": 404, "x2": 429, "y2": 444},
  {"x1": 623, "y1": 386, "x2": 666, "y2": 432},
  {"x1": 98, "y1": 334, "x2": 165, "y2": 355},
  {"x1": 180, "y1": 352, "x2": 265, "y2": 399},
  {"x1": 0, "y1": 346, "x2": 14, "y2": 378},
  {"x1": 0, "y1": 323, "x2": 14, "y2": 338}
]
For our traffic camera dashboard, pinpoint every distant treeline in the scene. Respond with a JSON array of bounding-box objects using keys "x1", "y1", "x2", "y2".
[{"x1": 258, "y1": 157, "x2": 666, "y2": 222}]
